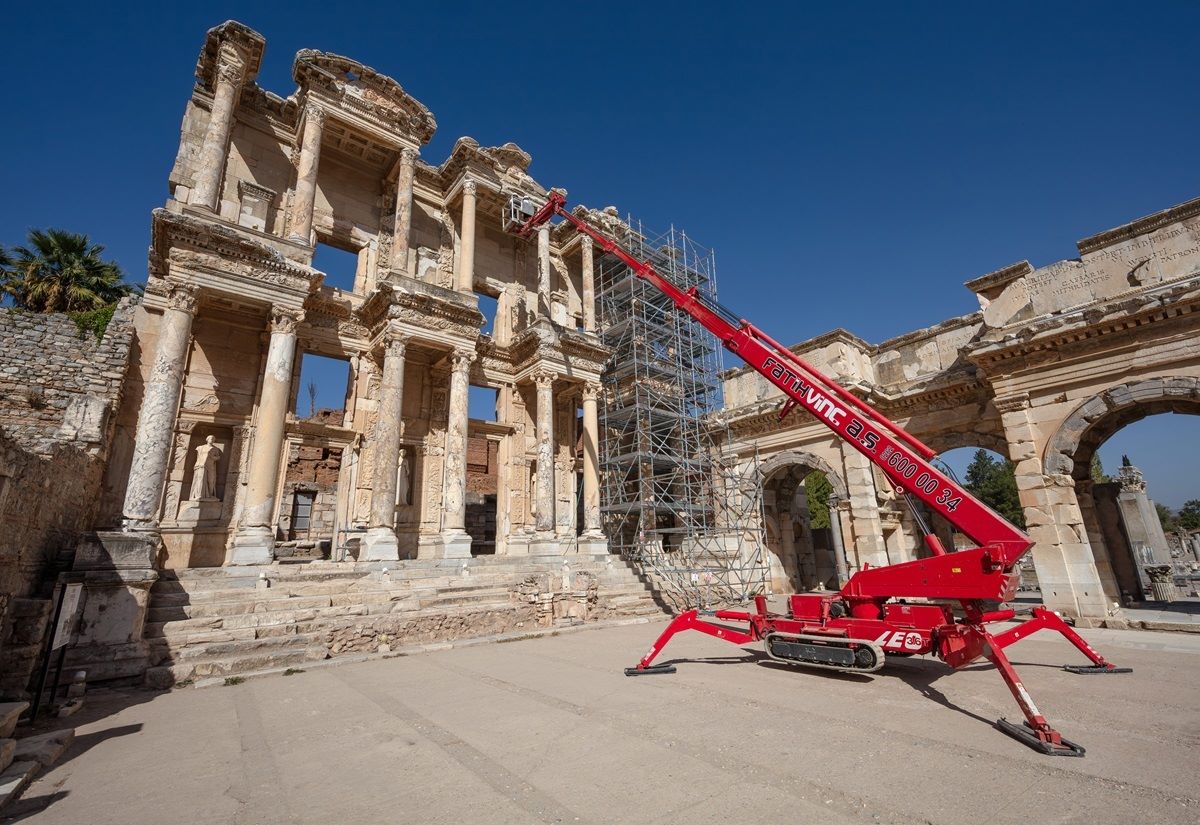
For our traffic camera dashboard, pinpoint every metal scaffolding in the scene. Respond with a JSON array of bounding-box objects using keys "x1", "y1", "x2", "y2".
[{"x1": 596, "y1": 218, "x2": 768, "y2": 608}]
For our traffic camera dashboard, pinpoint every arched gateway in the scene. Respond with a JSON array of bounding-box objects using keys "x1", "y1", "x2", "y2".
[{"x1": 718, "y1": 197, "x2": 1200, "y2": 624}]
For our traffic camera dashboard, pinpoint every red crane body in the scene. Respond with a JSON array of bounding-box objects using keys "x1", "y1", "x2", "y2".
[{"x1": 509, "y1": 192, "x2": 1129, "y2": 756}]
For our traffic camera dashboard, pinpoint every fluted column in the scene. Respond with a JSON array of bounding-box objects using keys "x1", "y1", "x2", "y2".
[
  {"x1": 581, "y1": 382, "x2": 602, "y2": 538},
  {"x1": 122, "y1": 284, "x2": 198, "y2": 531},
  {"x1": 192, "y1": 54, "x2": 245, "y2": 212},
  {"x1": 580, "y1": 235, "x2": 596, "y2": 332},
  {"x1": 456, "y1": 179, "x2": 477, "y2": 293},
  {"x1": 440, "y1": 348, "x2": 475, "y2": 557},
  {"x1": 361, "y1": 327, "x2": 407, "y2": 561},
  {"x1": 537, "y1": 225, "x2": 551, "y2": 318},
  {"x1": 287, "y1": 105, "x2": 326, "y2": 245},
  {"x1": 230, "y1": 308, "x2": 303, "y2": 564},
  {"x1": 532, "y1": 370, "x2": 556, "y2": 537},
  {"x1": 390, "y1": 147, "x2": 418, "y2": 274}
]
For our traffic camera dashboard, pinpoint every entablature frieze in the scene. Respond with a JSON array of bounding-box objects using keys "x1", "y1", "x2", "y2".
[
  {"x1": 148, "y1": 208, "x2": 321, "y2": 310},
  {"x1": 966, "y1": 274, "x2": 1200, "y2": 376}
]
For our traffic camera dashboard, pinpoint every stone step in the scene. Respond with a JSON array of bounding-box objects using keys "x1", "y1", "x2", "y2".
[
  {"x1": 145, "y1": 644, "x2": 329, "y2": 687},
  {"x1": 153, "y1": 631, "x2": 326, "y2": 664}
]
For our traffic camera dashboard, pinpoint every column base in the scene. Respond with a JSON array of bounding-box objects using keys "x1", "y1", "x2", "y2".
[
  {"x1": 576, "y1": 533, "x2": 608, "y2": 555},
  {"x1": 530, "y1": 533, "x2": 561, "y2": 554},
  {"x1": 361, "y1": 527, "x2": 401, "y2": 562},
  {"x1": 438, "y1": 530, "x2": 473, "y2": 559},
  {"x1": 229, "y1": 527, "x2": 275, "y2": 566}
]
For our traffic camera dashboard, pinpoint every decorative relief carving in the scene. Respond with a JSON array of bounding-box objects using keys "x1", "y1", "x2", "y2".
[{"x1": 994, "y1": 393, "x2": 1031, "y2": 414}]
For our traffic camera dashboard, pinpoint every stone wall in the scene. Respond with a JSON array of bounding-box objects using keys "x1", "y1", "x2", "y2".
[
  {"x1": 0, "y1": 302, "x2": 136, "y2": 698},
  {"x1": 0, "y1": 300, "x2": 136, "y2": 454}
]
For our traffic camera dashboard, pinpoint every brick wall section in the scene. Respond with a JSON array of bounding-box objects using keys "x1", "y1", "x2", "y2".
[{"x1": 0, "y1": 300, "x2": 137, "y2": 698}]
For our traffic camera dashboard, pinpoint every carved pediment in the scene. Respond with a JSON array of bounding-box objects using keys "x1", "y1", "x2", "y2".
[{"x1": 293, "y1": 50, "x2": 436, "y2": 143}]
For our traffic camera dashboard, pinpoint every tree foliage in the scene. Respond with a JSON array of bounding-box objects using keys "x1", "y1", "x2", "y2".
[
  {"x1": 963, "y1": 449, "x2": 1026, "y2": 529},
  {"x1": 0, "y1": 229, "x2": 134, "y2": 313},
  {"x1": 1179, "y1": 500, "x2": 1200, "y2": 531},
  {"x1": 1090, "y1": 453, "x2": 1110, "y2": 484},
  {"x1": 1155, "y1": 502, "x2": 1177, "y2": 532},
  {"x1": 805, "y1": 471, "x2": 832, "y2": 530}
]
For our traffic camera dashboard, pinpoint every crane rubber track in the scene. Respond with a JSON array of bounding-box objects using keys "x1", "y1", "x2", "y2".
[{"x1": 764, "y1": 632, "x2": 885, "y2": 674}]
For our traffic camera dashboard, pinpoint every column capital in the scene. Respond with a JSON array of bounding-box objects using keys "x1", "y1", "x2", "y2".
[
  {"x1": 303, "y1": 103, "x2": 327, "y2": 129},
  {"x1": 216, "y1": 60, "x2": 245, "y2": 87},
  {"x1": 462, "y1": 178, "x2": 478, "y2": 197},
  {"x1": 270, "y1": 307, "x2": 304, "y2": 334},
  {"x1": 581, "y1": 381, "x2": 601, "y2": 401},
  {"x1": 449, "y1": 348, "x2": 476, "y2": 372},
  {"x1": 579, "y1": 234, "x2": 593, "y2": 249},
  {"x1": 167, "y1": 283, "x2": 199, "y2": 314},
  {"x1": 531, "y1": 369, "x2": 556, "y2": 389},
  {"x1": 399, "y1": 146, "x2": 419, "y2": 165},
  {"x1": 382, "y1": 323, "x2": 409, "y2": 356}
]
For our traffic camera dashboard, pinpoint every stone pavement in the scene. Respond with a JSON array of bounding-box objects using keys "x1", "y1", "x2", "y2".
[{"x1": 5, "y1": 620, "x2": 1197, "y2": 825}]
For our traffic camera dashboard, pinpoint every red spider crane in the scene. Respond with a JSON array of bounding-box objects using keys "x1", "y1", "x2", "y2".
[{"x1": 506, "y1": 191, "x2": 1130, "y2": 756}]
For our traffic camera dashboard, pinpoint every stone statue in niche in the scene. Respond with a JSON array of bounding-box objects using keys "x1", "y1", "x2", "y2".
[
  {"x1": 188, "y1": 436, "x2": 223, "y2": 500},
  {"x1": 396, "y1": 446, "x2": 412, "y2": 506}
]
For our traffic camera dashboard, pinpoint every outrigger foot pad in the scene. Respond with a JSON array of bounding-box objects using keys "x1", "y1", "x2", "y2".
[
  {"x1": 624, "y1": 664, "x2": 677, "y2": 676},
  {"x1": 996, "y1": 718, "x2": 1086, "y2": 757},
  {"x1": 1064, "y1": 664, "x2": 1132, "y2": 674}
]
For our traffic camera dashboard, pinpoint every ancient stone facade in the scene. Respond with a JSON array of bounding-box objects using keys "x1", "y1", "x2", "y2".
[
  {"x1": 102, "y1": 21, "x2": 611, "y2": 570},
  {"x1": 719, "y1": 197, "x2": 1200, "y2": 624}
]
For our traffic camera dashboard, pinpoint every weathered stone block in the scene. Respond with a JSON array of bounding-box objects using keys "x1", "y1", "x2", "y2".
[{"x1": 12, "y1": 729, "x2": 73, "y2": 768}]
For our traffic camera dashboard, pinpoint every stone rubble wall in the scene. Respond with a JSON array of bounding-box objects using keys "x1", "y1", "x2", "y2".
[
  {"x1": 0, "y1": 300, "x2": 136, "y2": 455},
  {"x1": 0, "y1": 302, "x2": 137, "y2": 699}
]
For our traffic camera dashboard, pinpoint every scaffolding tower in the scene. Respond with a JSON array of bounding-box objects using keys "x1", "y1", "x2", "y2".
[{"x1": 596, "y1": 218, "x2": 769, "y2": 607}]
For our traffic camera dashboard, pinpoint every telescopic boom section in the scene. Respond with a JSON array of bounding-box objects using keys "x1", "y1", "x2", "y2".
[{"x1": 517, "y1": 192, "x2": 1031, "y2": 565}]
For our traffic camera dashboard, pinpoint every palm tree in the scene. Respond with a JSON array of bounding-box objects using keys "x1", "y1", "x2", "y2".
[{"x1": 0, "y1": 229, "x2": 133, "y2": 313}]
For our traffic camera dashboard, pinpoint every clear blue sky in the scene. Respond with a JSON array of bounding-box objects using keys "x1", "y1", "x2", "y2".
[{"x1": 1, "y1": 2, "x2": 1195, "y2": 506}]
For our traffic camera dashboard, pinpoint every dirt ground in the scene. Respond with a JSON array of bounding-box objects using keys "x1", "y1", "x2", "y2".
[{"x1": 5, "y1": 619, "x2": 1197, "y2": 825}]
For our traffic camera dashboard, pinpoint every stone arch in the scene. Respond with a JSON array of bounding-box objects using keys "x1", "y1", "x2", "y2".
[
  {"x1": 750, "y1": 450, "x2": 849, "y2": 592},
  {"x1": 1041, "y1": 376, "x2": 1200, "y2": 604},
  {"x1": 754, "y1": 450, "x2": 847, "y2": 498},
  {"x1": 925, "y1": 430, "x2": 1010, "y2": 458},
  {"x1": 1043, "y1": 377, "x2": 1200, "y2": 481}
]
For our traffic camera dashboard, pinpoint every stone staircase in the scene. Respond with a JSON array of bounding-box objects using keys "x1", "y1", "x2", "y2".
[{"x1": 143, "y1": 553, "x2": 669, "y2": 686}]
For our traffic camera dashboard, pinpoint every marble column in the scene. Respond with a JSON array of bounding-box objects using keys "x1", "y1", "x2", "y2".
[
  {"x1": 192, "y1": 56, "x2": 245, "y2": 212},
  {"x1": 579, "y1": 382, "x2": 605, "y2": 549},
  {"x1": 531, "y1": 371, "x2": 557, "y2": 548},
  {"x1": 440, "y1": 348, "x2": 475, "y2": 557},
  {"x1": 122, "y1": 284, "x2": 198, "y2": 531},
  {"x1": 536, "y1": 225, "x2": 552, "y2": 318},
  {"x1": 580, "y1": 235, "x2": 597, "y2": 332},
  {"x1": 361, "y1": 328, "x2": 407, "y2": 561},
  {"x1": 230, "y1": 308, "x2": 303, "y2": 564},
  {"x1": 390, "y1": 147, "x2": 418, "y2": 274},
  {"x1": 287, "y1": 105, "x2": 326, "y2": 245},
  {"x1": 829, "y1": 499, "x2": 850, "y2": 585},
  {"x1": 456, "y1": 179, "x2": 477, "y2": 293}
]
